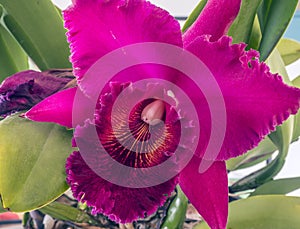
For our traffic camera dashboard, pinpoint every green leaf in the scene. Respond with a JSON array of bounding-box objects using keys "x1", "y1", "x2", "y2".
[
  {"x1": 194, "y1": 195, "x2": 300, "y2": 229},
  {"x1": 40, "y1": 202, "x2": 94, "y2": 223},
  {"x1": 257, "y1": 0, "x2": 271, "y2": 32},
  {"x1": 226, "y1": 137, "x2": 276, "y2": 171},
  {"x1": 0, "y1": 6, "x2": 28, "y2": 82},
  {"x1": 229, "y1": 157, "x2": 286, "y2": 193},
  {"x1": 0, "y1": 115, "x2": 72, "y2": 212},
  {"x1": 0, "y1": 0, "x2": 71, "y2": 70},
  {"x1": 292, "y1": 75, "x2": 300, "y2": 87},
  {"x1": 247, "y1": 15, "x2": 262, "y2": 50},
  {"x1": 258, "y1": 0, "x2": 298, "y2": 61},
  {"x1": 230, "y1": 49, "x2": 293, "y2": 192},
  {"x1": 277, "y1": 39, "x2": 300, "y2": 65},
  {"x1": 260, "y1": 48, "x2": 293, "y2": 165},
  {"x1": 181, "y1": 0, "x2": 208, "y2": 33},
  {"x1": 161, "y1": 186, "x2": 188, "y2": 229},
  {"x1": 292, "y1": 76, "x2": 300, "y2": 141},
  {"x1": 250, "y1": 177, "x2": 300, "y2": 196},
  {"x1": 0, "y1": 199, "x2": 6, "y2": 213},
  {"x1": 228, "y1": 0, "x2": 262, "y2": 44},
  {"x1": 266, "y1": 49, "x2": 293, "y2": 156},
  {"x1": 22, "y1": 212, "x2": 31, "y2": 227},
  {"x1": 267, "y1": 49, "x2": 292, "y2": 84}
]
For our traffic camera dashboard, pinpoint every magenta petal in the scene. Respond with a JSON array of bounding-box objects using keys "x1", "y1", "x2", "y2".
[
  {"x1": 179, "y1": 157, "x2": 228, "y2": 229},
  {"x1": 186, "y1": 36, "x2": 300, "y2": 160},
  {"x1": 183, "y1": 0, "x2": 241, "y2": 46},
  {"x1": 25, "y1": 88, "x2": 76, "y2": 128},
  {"x1": 66, "y1": 151, "x2": 177, "y2": 223},
  {"x1": 64, "y1": 0, "x2": 182, "y2": 79}
]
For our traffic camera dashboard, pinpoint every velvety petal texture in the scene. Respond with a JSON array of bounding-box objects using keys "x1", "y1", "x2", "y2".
[
  {"x1": 95, "y1": 82, "x2": 182, "y2": 168},
  {"x1": 179, "y1": 158, "x2": 228, "y2": 229},
  {"x1": 25, "y1": 87, "x2": 76, "y2": 128},
  {"x1": 66, "y1": 82, "x2": 187, "y2": 223},
  {"x1": 186, "y1": 36, "x2": 300, "y2": 160},
  {"x1": 183, "y1": 0, "x2": 241, "y2": 46},
  {"x1": 66, "y1": 151, "x2": 177, "y2": 223},
  {"x1": 64, "y1": 0, "x2": 183, "y2": 79},
  {"x1": 0, "y1": 70, "x2": 74, "y2": 117}
]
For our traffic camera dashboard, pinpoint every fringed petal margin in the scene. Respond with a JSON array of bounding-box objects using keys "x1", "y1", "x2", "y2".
[
  {"x1": 186, "y1": 36, "x2": 300, "y2": 160},
  {"x1": 64, "y1": 0, "x2": 182, "y2": 79},
  {"x1": 66, "y1": 150, "x2": 178, "y2": 223}
]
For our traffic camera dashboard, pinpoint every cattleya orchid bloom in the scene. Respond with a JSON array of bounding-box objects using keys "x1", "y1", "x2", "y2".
[{"x1": 21, "y1": 0, "x2": 300, "y2": 228}]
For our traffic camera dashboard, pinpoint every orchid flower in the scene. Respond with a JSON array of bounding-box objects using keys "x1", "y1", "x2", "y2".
[{"x1": 22, "y1": 0, "x2": 300, "y2": 228}]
